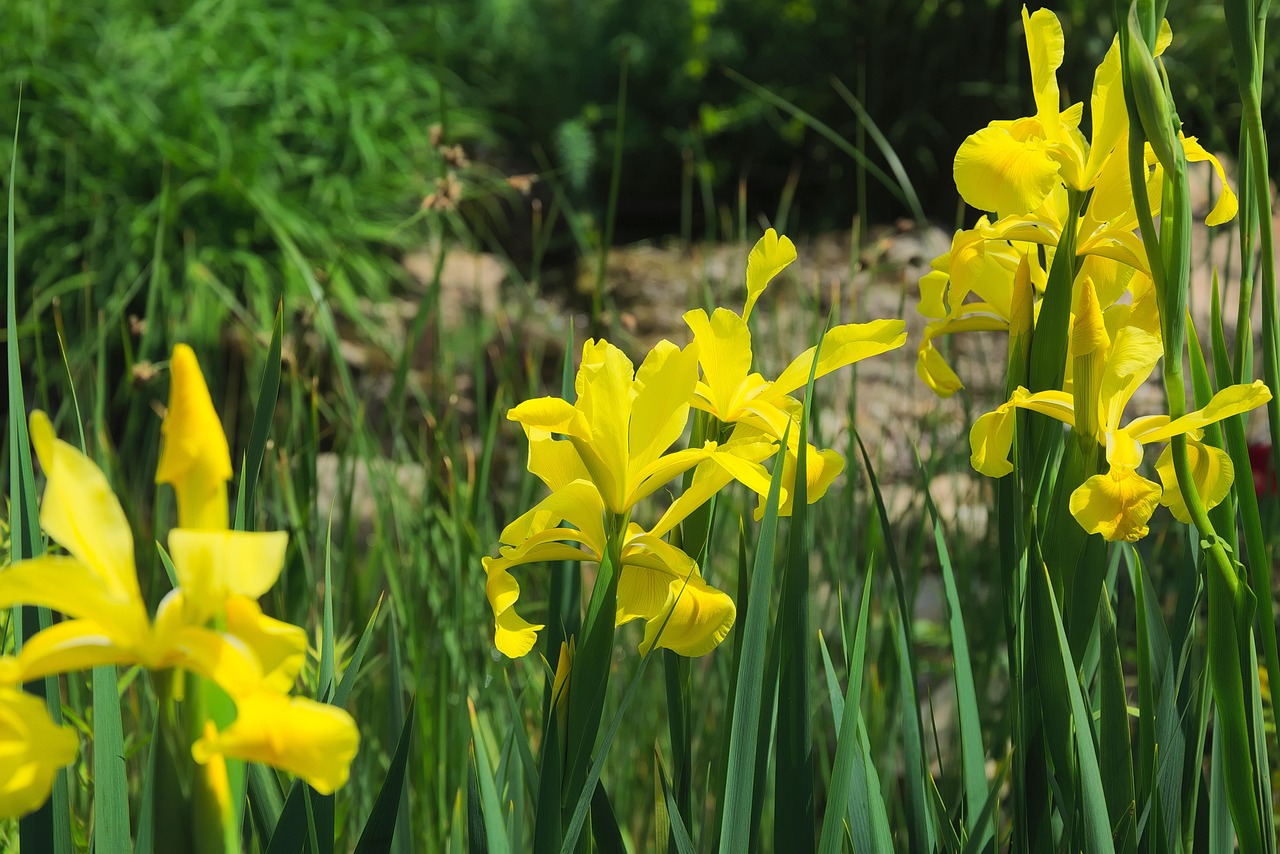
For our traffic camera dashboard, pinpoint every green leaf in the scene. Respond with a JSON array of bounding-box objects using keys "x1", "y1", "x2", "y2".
[
  {"x1": 658, "y1": 757, "x2": 696, "y2": 854},
  {"x1": 853, "y1": 431, "x2": 933, "y2": 851},
  {"x1": 920, "y1": 460, "x2": 990, "y2": 848},
  {"x1": 1031, "y1": 560, "x2": 1116, "y2": 854},
  {"x1": 817, "y1": 564, "x2": 888, "y2": 854},
  {"x1": 91, "y1": 666, "x2": 131, "y2": 851},
  {"x1": 469, "y1": 701, "x2": 513, "y2": 854},
  {"x1": 234, "y1": 300, "x2": 284, "y2": 530},
  {"x1": 354, "y1": 695, "x2": 418, "y2": 854},
  {"x1": 717, "y1": 436, "x2": 789, "y2": 854},
  {"x1": 775, "y1": 332, "x2": 821, "y2": 853}
]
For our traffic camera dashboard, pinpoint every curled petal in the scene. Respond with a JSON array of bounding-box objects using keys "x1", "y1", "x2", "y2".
[
  {"x1": 970, "y1": 404, "x2": 1018, "y2": 478},
  {"x1": 1181, "y1": 135, "x2": 1238, "y2": 227},
  {"x1": 954, "y1": 125, "x2": 1061, "y2": 215},
  {"x1": 156, "y1": 344, "x2": 234, "y2": 529},
  {"x1": 1155, "y1": 439, "x2": 1235, "y2": 523},
  {"x1": 225, "y1": 595, "x2": 308, "y2": 693},
  {"x1": 0, "y1": 686, "x2": 79, "y2": 818},
  {"x1": 1069, "y1": 469, "x2": 1162, "y2": 542},
  {"x1": 483, "y1": 557, "x2": 546, "y2": 658},
  {"x1": 638, "y1": 573, "x2": 736, "y2": 657},
  {"x1": 744, "y1": 228, "x2": 797, "y2": 320},
  {"x1": 192, "y1": 692, "x2": 359, "y2": 795}
]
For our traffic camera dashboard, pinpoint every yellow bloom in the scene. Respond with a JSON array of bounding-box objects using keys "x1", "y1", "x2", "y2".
[
  {"x1": 156, "y1": 343, "x2": 234, "y2": 530},
  {"x1": 192, "y1": 691, "x2": 359, "y2": 795},
  {"x1": 484, "y1": 433, "x2": 773, "y2": 658},
  {"x1": 969, "y1": 284, "x2": 1272, "y2": 541},
  {"x1": 0, "y1": 686, "x2": 78, "y2": 818},
  {"x1": 508, "y1": 338, "x2": 707, "y2": 515},
  {"x1": 686, "y1": 230, "x2": 906, "y2": 508}
]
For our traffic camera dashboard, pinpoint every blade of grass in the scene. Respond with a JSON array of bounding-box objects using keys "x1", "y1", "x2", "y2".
[
  {"x1": 1031, "y1": 558, "x2": 1116, "y2": 854},
  {"x1": 353, "y1": 696, "x2": 418, "y2": 854},
  {"x1": 853, "y1": 430, "x2": 933, "y2": 852},
  {"x1": 717, "y1": 435, "x2": 789, "y2": 854},
  {"x1": 817, "y1": 565, "x2": 886, "y2": 854},
  {"x1": 91, "y1": 665, "x2": 131, "y2": 852},
  {"x1": 919, "y1": 455, "x2": 990, "y2": 849},
  {"x1": 468, "y1": 699, "x2": 513, "y2": 854},
  {"x1": 234, "y1": 300, "x2": 284, "y2": 530}
]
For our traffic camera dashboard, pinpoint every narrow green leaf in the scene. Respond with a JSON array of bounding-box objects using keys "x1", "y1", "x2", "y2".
[
  {"x1": 718, "y1": 436, "x2": 789, "y2": 854},
  {"x1": 1098, "y1": 593, "x2": 1136, "y2": 853},
  {"x1": 658, "y1": 759, "x2": 696, "y2": 854},
  {"x1": 776, "y1": 333, "x2": 822, "y2": 853},
  {"x1": 817, "y1": 564, "x2": 883, "y2": 854},
  {"x1": 1032, "y1": 560, "x2": 1116, "y2": 854},
  {"x1": 469, "y1": 701, "x2": 513, "y2": 854},
  {"x1": 91, "y1": 666, "x2": 131, "y2": 851},
  {"x1": 354, "y1": 695, "x2": 418, "y2": 854},
  {"x1": 920, "y1": 461, "x2": 990, "y2": 848},
  {"x1": 234, "y1": 300, "x2": 284, "y2": 530},
  {"x1": 589, "y1": 783, "x2": 626, "y2": 854},
  {"x1": 853, "y1": 431, "x2": 933, "y2": 852}
]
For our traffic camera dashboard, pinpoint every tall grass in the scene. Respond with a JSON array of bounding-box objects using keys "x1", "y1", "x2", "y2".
[{"x1": 3, "y1": 0, "x2": 1279, "y2": 852}]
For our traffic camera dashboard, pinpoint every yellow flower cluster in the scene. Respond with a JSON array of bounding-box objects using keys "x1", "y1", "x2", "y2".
[
  {"x1": 918, "y1": 7, "x2": 1269, "y2": 542},
  {"x1": 0, "y1": 345, "x2": 358, "y2": 817},
  {"x1": 485, "y1": 230, "x2": 907, "y2": 658}
]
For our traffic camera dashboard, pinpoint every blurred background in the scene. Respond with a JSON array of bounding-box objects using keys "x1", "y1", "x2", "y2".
[
  {"x1": 4, "y1": 1, "x2": 1279, "y2": 846},
  {"x1": 3, "y1": 0, "x2": 1275, "y2": 339}
]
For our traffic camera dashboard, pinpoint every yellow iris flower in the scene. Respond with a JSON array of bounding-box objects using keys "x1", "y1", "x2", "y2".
[
  {"x1": 685, "y1": 229, "x2": 907, "y2": 511},
  {"x1": 922, "y1": 8, "x2": 1236, "y2": 399},
  {"x1": 969, "y1": 281, "x2": 1272, "y2": 541},
  {"x1": 0, "y1": 345, "x2": 359, "y2": 800},
  {"x1": 494, "y1": 336, "x2": 780, "y2": 658},
  {"x1": 0, "y1": 686, "x2": 79, "y2": 818}
]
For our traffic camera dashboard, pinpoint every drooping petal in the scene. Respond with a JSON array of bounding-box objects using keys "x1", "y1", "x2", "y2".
[
  {"x1": 29, "y1": 411, "x2": 141, "y2": 606},
  {"x1": 616, "y1": 533, "x2": 735, "y2": 657},
  {"x1": 1155, "y1": 439, "x2": 1235, "y2": 523},
  {"x1": 192, "y1": 692, "x2": 359, "y2": 795},
  {"x1": 684, "y1": 308, "x2": 754, "y2": 419},
  {"x1": 917, "y1": 336, "x2": 965, "y2": 398},
  {"x1": 224, "y1": 595, "x2": 308, "y2": 693},
  {"x1": 1181, "y1": 136, "x2": 1238, "y2": 226},
  {"x1": 638, "y1": 573, "x2": 735, "y2": 657},
  {"x1": 970, "y1": 388, "x2": 1076, "y2": 477},
  {"x1": 649, "y1": 438, "x2": 777, "y2": 538},
  {"x1": 483, "y1": 556, "x2": 547, "y2": 659},
  {"x1": 744, "y1": 228, "x2": 797, "y2": 320},
  {"x1": 525, "y1": 432, "x2": 591, "y2": 493},
  {"x1": 954, "y1": 125, "x2": 1061, "y2": 216},
  {"x1": 0, "y1": 686, "x2": 79, "y2": 819},
  {"x1": 155, "y1": 344, "x2": 234, "y2": 529},
  {"x1": 159, "y1": 621, "x2": 270, "y2": 698},
  {"x1": 771, "y1": 319, "x2": 906, "y2": 396},
  {"x1": 167, "y1": 529, "x2": 289, "y2": 624},
  {"x1": 1069, "y1": 469, "x2": 1162, "y2": 542},
  {"x1": 970, "y1": 404, "x2": 1019, "y2": 478}
]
